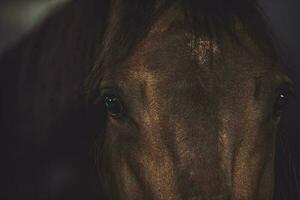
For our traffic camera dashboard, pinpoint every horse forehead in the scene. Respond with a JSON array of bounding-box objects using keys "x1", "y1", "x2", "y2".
[
  {"x1": 125, "y1": 33, "x2": 258, "y2": 87},
  {"x1": 124, "y1": 4, "x2": 220, "y2": 75},
  {"x1": 117, "y1": 13, "x2": 279, "y2": 89},
  {"x1": 126, "y1": 31, "x2": 220, "y2": 82}
]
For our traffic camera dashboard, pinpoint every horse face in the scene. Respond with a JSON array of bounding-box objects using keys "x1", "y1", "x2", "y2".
[{"x1": 98, "y1": 5, "x2": 290, "y2": 200}]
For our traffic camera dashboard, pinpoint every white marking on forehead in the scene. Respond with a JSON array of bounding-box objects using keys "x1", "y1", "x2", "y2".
[{"x1": 186, "y1": 34, "x2": 220, "y2": 65}]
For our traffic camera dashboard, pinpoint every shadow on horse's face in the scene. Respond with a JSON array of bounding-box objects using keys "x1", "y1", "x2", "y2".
[{"x1": 98, "y1": 4, "x2": 291, "y2": 200}]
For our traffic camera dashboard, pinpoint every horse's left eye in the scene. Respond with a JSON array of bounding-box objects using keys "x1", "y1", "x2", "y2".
[
  {"x1": 104, "y1": 95, "x2": 125, "y2": 118},
  {"x1": 273, "y1": 90, "x2": 290, "y2": 117}
]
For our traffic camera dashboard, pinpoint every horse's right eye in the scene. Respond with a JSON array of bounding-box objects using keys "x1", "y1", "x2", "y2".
[
  {"x1": 273, "y1": 87, "x2": 291, "y2": 118},
  {"x1": 104, "y1": 95, "x2": 125, "y2": 118}
]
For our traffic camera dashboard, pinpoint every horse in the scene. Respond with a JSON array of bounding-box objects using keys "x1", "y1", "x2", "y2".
[{"x1": 0, "y1": 0, "x2": 297, "y2": 199}]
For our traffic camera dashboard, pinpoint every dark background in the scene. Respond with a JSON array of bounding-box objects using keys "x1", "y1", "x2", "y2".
[{"x1": 0, "y1": 0, "x2": 299, "y2": 199}]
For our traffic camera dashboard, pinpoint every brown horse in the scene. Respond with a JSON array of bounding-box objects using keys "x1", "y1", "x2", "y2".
[{"x1": 0, "y1": 0, "x2": 295, "y2": 199}]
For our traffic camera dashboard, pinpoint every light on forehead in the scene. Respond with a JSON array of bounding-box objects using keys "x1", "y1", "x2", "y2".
[{"x1": 186, "y1": 34, "x2": 220, "y2": 65}]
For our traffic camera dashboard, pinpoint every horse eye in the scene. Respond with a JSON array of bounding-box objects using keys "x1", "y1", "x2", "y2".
[
  {"x1": 104, "y1": 95, "x2": 124, "y2": 118},
  {"x1": 273, "y1": 90, "x2": 289, "y2": 117}
]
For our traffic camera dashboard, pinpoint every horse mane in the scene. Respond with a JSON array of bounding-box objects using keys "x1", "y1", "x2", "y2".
[
  {"x1": 0, "y1": 0, "x2": 110, "y2": 133},
  {"x1": 0, "y1": 0, "x2": 298, "y2": 199},
  {"x1": 0, "y1": 0, "x2": 110, "y2": 198}
]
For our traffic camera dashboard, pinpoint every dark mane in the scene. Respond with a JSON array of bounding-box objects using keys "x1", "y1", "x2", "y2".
[
  {"x1": 0, "y1": 0, "x2": 297, "y2": 199},
  {"x1": 0, "y1": 0, "x2": 110, "y2": 198}
]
